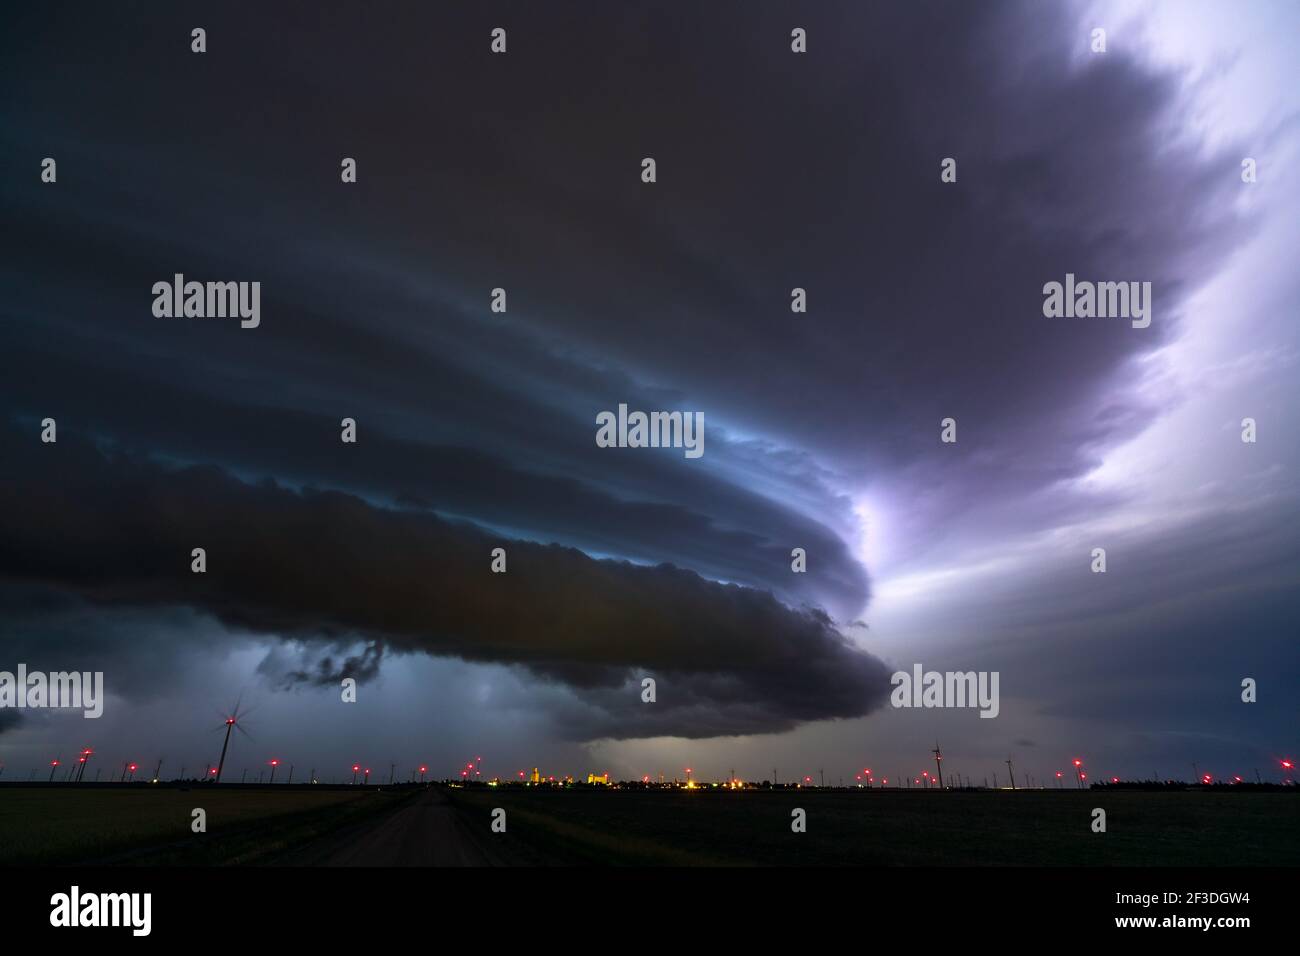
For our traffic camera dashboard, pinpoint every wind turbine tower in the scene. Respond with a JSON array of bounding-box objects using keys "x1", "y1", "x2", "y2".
[{"x1": 213, "y1": 695, "x2": 252, "y2": 784}]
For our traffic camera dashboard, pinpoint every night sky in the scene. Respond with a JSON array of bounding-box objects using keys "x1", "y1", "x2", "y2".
[{"x1": 2, "y1": 1, "x2": 1297, "y2": 785}]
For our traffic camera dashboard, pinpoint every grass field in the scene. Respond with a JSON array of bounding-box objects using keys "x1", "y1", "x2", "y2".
[
  {"x1": 0, "y1": 786, "x2": 409, "y2": 865},
  {"x1": 4, "y1": 785, "x2": 1295, "y2": 866},
  {"x1": 445, "y1": 788, "x2": 1300, "y2": 866}
]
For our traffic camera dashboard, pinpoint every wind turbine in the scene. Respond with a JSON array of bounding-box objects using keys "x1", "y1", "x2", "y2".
[{"x1": 211, "y1": 694, "x2": 255, "y2": 783}]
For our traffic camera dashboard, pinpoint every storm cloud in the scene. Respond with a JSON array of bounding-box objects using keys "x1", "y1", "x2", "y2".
[
  {"x1": 0, "y1": 425, "x2": 892, "y2": 738},
  {"x1": 0, "y1": 1, "x2": 1294, "y2": 775}
]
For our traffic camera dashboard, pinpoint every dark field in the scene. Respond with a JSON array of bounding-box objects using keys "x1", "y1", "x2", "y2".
[
  {"x1": 3, "y1": 785, "x2": 1296, "y2": 866},
  {"x1": 445, "y1": 788, "x2": 1300, "y2": 866},
  {"x1": 0, "y1": 786, "x2": 407, "y2": 865}
]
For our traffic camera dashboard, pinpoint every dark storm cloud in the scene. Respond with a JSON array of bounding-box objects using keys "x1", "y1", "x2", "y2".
[
  {"x1": 1, "y1": 333, "x2": 868, "y2": 619},
  {"x1": 0, "y1": 581, "x2": 253, "y2": 700},
  {"x1": 0, "y1": 0, "x2": 1261, "y2": 756},
  {"x1": 0, "y1": 427, "x2": 892, "y2": 737},
  {"x1": 1, "y1": 0, "x2": 1246, "y2": 594},
  {"x1": 260, "y1": 640, "x2": 386, "y2": 689}
]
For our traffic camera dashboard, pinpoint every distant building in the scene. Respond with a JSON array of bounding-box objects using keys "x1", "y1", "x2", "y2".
[{"x1": 587, "y1": 772, "x2": 609, "y2": 785}]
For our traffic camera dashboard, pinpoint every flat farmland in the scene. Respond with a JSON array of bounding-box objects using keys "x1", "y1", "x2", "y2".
[
  {"x1": 0, "y1": 786, "x2": 407, "y2": 865},
  {"x1": 445, "y1": 788, "x2": 1300, "y2": 866}
]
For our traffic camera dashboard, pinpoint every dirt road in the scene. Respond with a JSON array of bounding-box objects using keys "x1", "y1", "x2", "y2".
[{"x1": 275, "y1": 787, "x2": 529, "y2": 866}]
